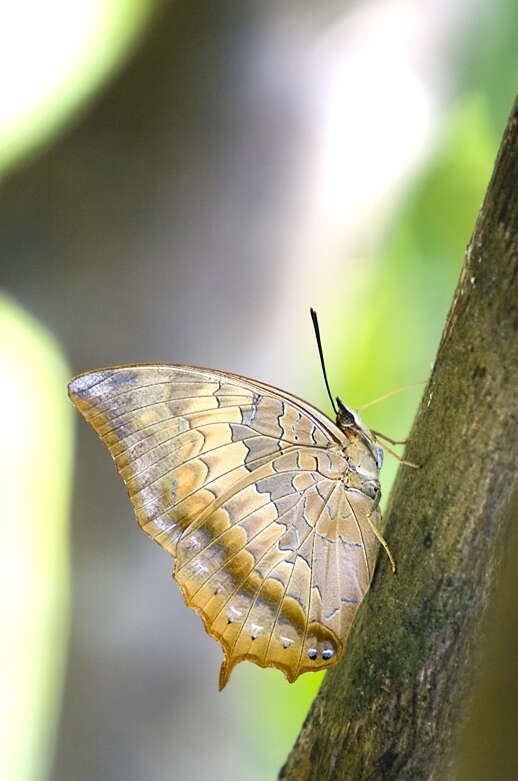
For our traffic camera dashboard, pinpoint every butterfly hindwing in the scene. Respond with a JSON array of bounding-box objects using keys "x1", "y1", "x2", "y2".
[{"x1": 69, "y1": 364, "x2": 380, "y2": 686}]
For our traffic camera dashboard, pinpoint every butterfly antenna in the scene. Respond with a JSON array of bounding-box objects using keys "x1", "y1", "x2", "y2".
[
  {"x1": 357, "y1": 381, "x2": 427, "y2": 411},
  {"x1": 310, "y1": 308, "x2": 337, "y2": 415}
]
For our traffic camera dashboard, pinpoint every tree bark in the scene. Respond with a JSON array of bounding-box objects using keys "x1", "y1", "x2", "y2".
[{"x1": 280, "y1": 94, "x2": 518, "y2": 780}]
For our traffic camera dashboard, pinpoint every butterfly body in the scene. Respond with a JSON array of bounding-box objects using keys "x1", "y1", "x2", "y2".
[{"x1": 69, "y1": 363, "x2": 385, "y2": 688}]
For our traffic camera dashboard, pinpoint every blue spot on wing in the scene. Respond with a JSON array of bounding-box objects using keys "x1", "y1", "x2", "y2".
[
  {"x1": 322, "y1": 649, "x2": 335, "y2": 660},
  {"x1": 376, "y1": 445, "x2": 384, "y2": 470}
]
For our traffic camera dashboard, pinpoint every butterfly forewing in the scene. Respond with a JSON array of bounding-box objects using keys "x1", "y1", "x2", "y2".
[{"x1": 69, "y1": 364, "x2": 380, "y2": 687}]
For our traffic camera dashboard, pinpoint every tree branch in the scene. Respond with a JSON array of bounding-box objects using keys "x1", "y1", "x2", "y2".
[{"x1": 280, "y1": 94, "x2": 518, "y2": 780}]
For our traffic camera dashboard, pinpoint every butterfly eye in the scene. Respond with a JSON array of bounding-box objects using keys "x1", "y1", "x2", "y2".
[
  {"x1": 363, "y1": 481, "x2": 380, "y2": 501},
  {"x1": 376, "y1": 446, "x2": 384, "y2": 470},
  {"x1": 336, "y1": 401, "x2": 355, "y2": 428}
]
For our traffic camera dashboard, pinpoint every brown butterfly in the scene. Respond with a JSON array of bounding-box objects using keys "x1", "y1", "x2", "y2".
[{"x1": 68, "y1": 310, "x2": 416, "y2": 689}]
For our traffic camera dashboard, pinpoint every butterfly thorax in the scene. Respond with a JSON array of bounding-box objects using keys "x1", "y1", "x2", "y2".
[
  {"x1": 340, "y1": 433, "x2": 379, "y2": 495},
  {"x1": 335, "y1": 406, "x2": 382, "y2": 503}
]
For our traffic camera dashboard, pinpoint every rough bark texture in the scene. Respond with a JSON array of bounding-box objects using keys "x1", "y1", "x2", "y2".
[{"x1": 280, "y1": 95, "x2": 518, "y2": 780}]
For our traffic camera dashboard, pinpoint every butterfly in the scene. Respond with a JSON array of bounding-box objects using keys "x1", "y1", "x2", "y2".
[{"x1": 68, "y1": 311, "x2": 414, "y2": 689}]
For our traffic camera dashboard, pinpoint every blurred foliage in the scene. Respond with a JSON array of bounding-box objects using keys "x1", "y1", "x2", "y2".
[
  {"x1": 458, "y1": 0, "x2": 518, "y2": 136},
  {"x1": 0, "y1": 0, "x2": 160, "y2": 178},
  {"x1": 333, "y1": 94, "x2": 498, "y2": 500},
  {"x1": 233, "y1": 665, "x2": 325, "y2": 780},
  {"x1": 0, "y1": 294, "x2": 73, "y2": 781}
]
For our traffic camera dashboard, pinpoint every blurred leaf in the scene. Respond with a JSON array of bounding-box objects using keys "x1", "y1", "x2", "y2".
[
  {"x1": 459, "y1": 0, "x2": 518, "y2": 135},
  {"x1": 232, "y1": 665, "x2": 325, "y2": 779},
  {"x1": 331, "y1": 94, "x2": 497, "y2": 503},
  {"x1": 0, "y1": 0, "x2": 160, "y2": 177},
  {"x1": 0, "y1": 293, "x2": 73, "y2": 781}
]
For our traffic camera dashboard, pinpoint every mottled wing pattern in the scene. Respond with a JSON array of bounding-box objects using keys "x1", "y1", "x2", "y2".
[{"x1": 68, "y1": 364, "x2": 380, "y2": 687}]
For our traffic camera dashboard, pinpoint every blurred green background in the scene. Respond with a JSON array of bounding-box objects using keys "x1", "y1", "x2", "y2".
[{"x1": 1, "y1": 1, "x2": 516, "y2": 780}]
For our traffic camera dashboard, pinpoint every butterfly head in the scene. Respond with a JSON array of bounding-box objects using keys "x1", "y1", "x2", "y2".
[
  {"x1": 335, "y1": 396, "x2": 362, "y2": 430},
  {"x1": 335, "y1": 396, "x2": 383, "y2": 471}
]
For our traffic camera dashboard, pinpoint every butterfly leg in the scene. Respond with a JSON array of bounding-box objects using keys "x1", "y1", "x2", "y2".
[
  {"x1": 371, "y1": 430, "x2": 408, "y2": 446},
  {"x1": 374, "y1": 438, "x2": 421, "y2": 469},
  {"x1": 366, "y1": 510, "x2": 397, "y2": 574}
]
